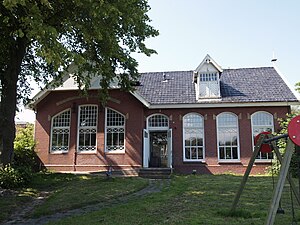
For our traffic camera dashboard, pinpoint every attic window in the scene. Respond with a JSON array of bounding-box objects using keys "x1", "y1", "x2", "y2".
[
  {"x1": 197, "y1": 72, "x2": 220, "y2": 99},
  {"x1": 199, "y1": 73, "x2": 218, "y2": 82}
]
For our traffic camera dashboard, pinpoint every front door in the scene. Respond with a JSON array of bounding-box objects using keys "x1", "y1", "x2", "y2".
[{"x1": 149, "y1": 131, "x2": 168, "y2": 168}]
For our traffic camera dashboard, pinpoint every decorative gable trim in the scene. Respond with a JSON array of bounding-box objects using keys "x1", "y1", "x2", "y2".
[{"x1": 195, "y1": 54, "x2": 223, "y2": 73}]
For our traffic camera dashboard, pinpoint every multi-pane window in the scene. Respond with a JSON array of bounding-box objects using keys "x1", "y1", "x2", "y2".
[
  {"x1": 148, "y1": 114, "x2": 169, "y2": 129},
  {"x1": 183, "y1": 113, "x2": 205, "y2": 161},
  {"x1": 77, "y1": 105, "x2": 98, "y2": 152},
  {"x1": 199, "y1": 73, "x2": 218, "y2": 81},
  {"x1": 251, "y1": 111, "x2": 274, "y2": 160},
  {"x1": 217, "y1": 113, "x2": 239, "y2": 161},
  {"x1": 105, "y1": 108, "x2": 125, "y2": 152},
  {"x1": 198, "y1": 72, "x2": 220, "y2": 98},
  {"x1": 51, "y1": 109, "x2": 71, "y2": 152}
]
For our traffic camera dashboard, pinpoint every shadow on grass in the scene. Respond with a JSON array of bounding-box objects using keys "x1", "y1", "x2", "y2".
[{"x1": 217, "y1": 209, "x2": 263, "y2": 219}]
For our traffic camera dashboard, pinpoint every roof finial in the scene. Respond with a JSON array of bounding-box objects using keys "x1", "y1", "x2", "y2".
[{"x1": 271, "y1": 51, "x2": 277, "y2": 63}]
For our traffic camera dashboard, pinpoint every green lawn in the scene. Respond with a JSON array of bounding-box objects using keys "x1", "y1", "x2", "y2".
[{"x1": 2, "y1": 173, "x2": 300, "y2": 225}]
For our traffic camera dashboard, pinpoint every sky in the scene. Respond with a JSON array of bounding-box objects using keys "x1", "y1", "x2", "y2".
[{"x1": 15, "y1": 0, "x2": 300, "y2": 123}]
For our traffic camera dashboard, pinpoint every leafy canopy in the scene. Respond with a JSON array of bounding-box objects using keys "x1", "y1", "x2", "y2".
[{"x1": 0, "y1": 0, "x2": 158, "y2": 103}]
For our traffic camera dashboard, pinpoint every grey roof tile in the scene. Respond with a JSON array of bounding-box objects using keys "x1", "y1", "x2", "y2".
[{"x1": 136, "y1": 67, "x2": 298, "y2": 105}]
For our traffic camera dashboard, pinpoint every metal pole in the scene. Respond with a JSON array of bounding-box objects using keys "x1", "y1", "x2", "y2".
[{"x1": 264, "y1": 133, "x2": 288, "y2": 143}]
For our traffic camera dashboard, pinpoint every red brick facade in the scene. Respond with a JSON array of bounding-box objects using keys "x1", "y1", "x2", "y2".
[{"x1": 35, "y1": 89, "x2": 290, "y2": 174}]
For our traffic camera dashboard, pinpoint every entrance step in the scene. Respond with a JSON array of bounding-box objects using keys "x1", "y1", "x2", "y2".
[{"x1": 138, "y1": 168, "x2": 172, "y2": 179}]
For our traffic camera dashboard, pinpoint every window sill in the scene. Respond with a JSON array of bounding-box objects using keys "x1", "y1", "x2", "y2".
[
  {"x1": 218, "y1": 160, "x2": 241, "y2": 164},
  {"x1": 255, "y1": 160, "x2": 272, "y2": 163},
  {"x1": 105, "y1": 151, "x2": 125, "y2": 155},
  {"x1": 183, "y1": 160, "x2": 206, "y2": 164},
  {"x1": 50, "y1": 151, "x2": 69, "y2": 154},
  {"x1": 77, "y1": 151, "x2": 97, "y2": 154}
]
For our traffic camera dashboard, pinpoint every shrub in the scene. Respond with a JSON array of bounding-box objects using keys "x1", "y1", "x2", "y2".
[
  {"x1": 0, "y1": 124, "x2": 37, "y2": 189},
  {"x1": 13, "y1": 123, "x2": 38, "y2": 172},
  {"x1": 0, "y1": 164, "x2": 26, "y2": 189},
  {"x1": 271, "y1": 113, "x2": 299, "y2": 177}
]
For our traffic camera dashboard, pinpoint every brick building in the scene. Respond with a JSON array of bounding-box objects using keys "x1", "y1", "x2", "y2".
[{"x1": 30, "y1": 55, "x2": 299, "y2": 174}]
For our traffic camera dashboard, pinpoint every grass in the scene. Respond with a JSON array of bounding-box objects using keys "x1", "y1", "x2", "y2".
[
  {"x1": 2, "y1": 173, "x2": 300, "y2": 224},
  {"x1": 0, "y1": 172, "x2": 148, "y2": 222},
  {"x1": 48, "y1": 174, "x2": 300, "y2": 225}
]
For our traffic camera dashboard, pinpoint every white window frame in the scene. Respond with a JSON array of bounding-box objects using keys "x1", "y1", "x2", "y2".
[
  {"x1": 105, "y1": 108, "x2": 126, "y2": 153},
  {"x1": 50, "y1": 109, "x2": 71, "y2": 153},
  {"x1": 182, "y1": 113, "x2": 205, "y2": 162},
  {"x1": 251, "y1": 111, "x2": 274, "y2": 161},
  {"x1": 217, "y1": 112, "x2": 240, "y2": 162},
  {"x1": 198, "y1": 72, "x2": 220, "y2": 98},
  {"x1": 77, "y1": 104, "x2": 98, "y2": 153},
  {"x1": 147, "y1": 114, "x2": 169, "y2": 131}
]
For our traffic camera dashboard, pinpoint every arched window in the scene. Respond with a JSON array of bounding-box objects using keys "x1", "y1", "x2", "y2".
[
  {"x1": 183, "y1": 113, "x2": 205, "y2": 161},
  {"x1": 50, "y1": 109, "x2": 71, "y2": 153},
  {"x1": 251, "y1": 111, "x2": 274, "y2": 160},
  {"x1": 105, "y1": 108, "x2": 125, "y2": 152},
  {"x1": 217, "y1": 112, "x2": 240, "y2": 161},
  {"x1": 147, "y1": 114, "x2": 169, "y2": 130},
  {"x1": 77, "y1": 105, "x2": 98, "y2": 152}
]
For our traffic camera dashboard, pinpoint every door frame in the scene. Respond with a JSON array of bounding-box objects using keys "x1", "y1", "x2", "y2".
[{"x1": 143, "y1": 114, "x2": 172, "y2": 168}]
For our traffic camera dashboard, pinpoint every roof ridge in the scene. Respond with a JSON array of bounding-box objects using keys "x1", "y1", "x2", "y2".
[
  {"x1": 139, "y1": 70, "x2": 193, "y2": 74},
  {"x1": 139, "y1": 67, "x2": 275, "y2": 74},
  {"x1": 223, "y1": 66, "x2": 274, "y2": 71}
]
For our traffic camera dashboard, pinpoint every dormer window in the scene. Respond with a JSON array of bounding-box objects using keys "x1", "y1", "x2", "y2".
[
  {"x1": 198, "y1": 72, "x2": 220, "y2": 98},
  {"x1": 194, "y1": 54, "x2": 222, "y2": 100}
]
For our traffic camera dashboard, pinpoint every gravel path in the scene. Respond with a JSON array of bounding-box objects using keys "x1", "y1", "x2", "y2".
[{"x1": 2, "y1": 179, "x2": 170, "y2": 225}]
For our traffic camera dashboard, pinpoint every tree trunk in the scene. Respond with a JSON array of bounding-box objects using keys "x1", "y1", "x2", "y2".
[{"x1": 0, "y1": 37, "x2": 27, "y2": 165}]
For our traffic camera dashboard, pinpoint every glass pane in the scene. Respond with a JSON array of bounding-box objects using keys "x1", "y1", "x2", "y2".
[
  {"x1": 79, "y1": 133, "x2": 84, "y2": 146},
  {"x1": 57, "y1": 134, "x2": 63, "y2": 146},
  {"x1": 226, "y1": 147, "x2": 231, "y2": 159},
  {"x1": 119, "y1": 133, "x2": 125, "y2": 145},
  {"x1": 185, "y1": 148, "x2": 191, "y2": 159},
  {"x1": 52, "y1": 134, "x2": 57, "y2": 146},
  {"x1": 148, "y1": 115, "x2": 169, "y2": 128},
  {"x1": 91, "y1": 133, "x2": 96, "y2": 146},
  {"x1": 219, "y1": 147, "x2": 225, "y2": 159},
  {"x1": 197, "y1": 137, "x2": 203, "y2": 146},
  {"x1": 191, "y1": 148, "x2": 197, "y2": 159},
  {"x1": 232, "y1": 147, "x2": 238, "y2": 159},
  {"x1": 198, "y1": 148, "x2": 203, "y2": 159},
  {"x1": 107, "y1": 133, "x2": 112, "y2": 146},
  {"x1": 63, "y1": 134, "x2": 69, "y2": 146}
]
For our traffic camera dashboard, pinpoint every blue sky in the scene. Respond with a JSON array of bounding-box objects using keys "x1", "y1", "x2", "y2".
[
  {"x1": 134, "y1": 0, "x2": 300, "y2": 86},
  {"x1": 16, "y1": 0, "x2": 300, "y2": 122}
]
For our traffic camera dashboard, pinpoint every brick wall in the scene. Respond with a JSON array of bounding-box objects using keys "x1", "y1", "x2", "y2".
[{"x1": 35, "y1": 89, "x2": 290, "y2": 174}]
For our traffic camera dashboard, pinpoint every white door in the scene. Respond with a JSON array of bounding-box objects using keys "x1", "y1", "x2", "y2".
[
  {"x1": 143, "y1": 129, "x2": 150, "y2": 168},
  {"x1": 167, "y1": 129, "x2": 172, "y2": 168}
]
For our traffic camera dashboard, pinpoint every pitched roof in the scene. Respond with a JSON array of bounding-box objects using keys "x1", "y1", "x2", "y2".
[{"x1": 136, "y1": 67, "x2": 299, "y2": 105}]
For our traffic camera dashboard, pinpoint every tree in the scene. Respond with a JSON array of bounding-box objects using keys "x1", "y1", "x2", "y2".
[
  {"x1": 0, "y1": 0, "x2": 158, "y2": 165},
  {"x1": 296, "y1": 82, "x2": 300, "y2": 93}
]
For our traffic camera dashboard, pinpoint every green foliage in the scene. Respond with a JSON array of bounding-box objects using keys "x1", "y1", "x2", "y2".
[
  {"x1": 272, "y1": 113, "x2": 299, "y2": 176},
  {"x1": 0, "y1": 0, "x2": 158, "y2": 165},
  {"x1": 0, "y1": 164, "x2": 26, "y2": 188},
  {"x1": 1, "y1": 0, "x2": 159, "y2": 104},
  {"x1": 13, "y1": 124, "x2": 37, "y2": 171},
  {"x1": 296, "y1": 82, "x2": 300, "y2": 93},
  {"x1": 0, "y1": 124, "x2": 37, "y2": 188}
]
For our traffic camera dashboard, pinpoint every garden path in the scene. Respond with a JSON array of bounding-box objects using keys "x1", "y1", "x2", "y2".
[{"x1": 2, "y1": 179, "x2": 170, "y2": 225}]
